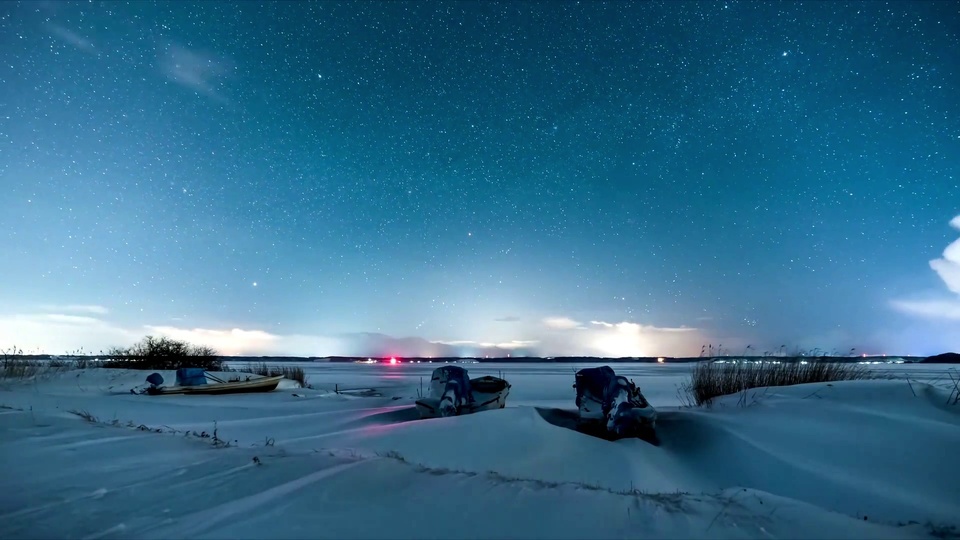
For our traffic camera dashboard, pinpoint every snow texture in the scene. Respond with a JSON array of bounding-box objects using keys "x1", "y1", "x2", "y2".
[{"x1": 1, "y1": 361, "x2": 958, "y2": 539}]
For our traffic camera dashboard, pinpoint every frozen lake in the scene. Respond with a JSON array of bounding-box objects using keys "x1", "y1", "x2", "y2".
[
  {"x1": 225, "y1": 359, "x2": 958, "y2": 408},
  {"x1": 2, "y1": 360, "x2": 957, "y2": 539}
]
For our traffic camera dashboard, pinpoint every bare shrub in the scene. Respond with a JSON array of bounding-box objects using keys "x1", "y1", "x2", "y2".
[
  {"x1": 103, "y1": 336, "x2": 223, "y2": 371},
  {"x1": 684, "y1": 360, "x2": 874, "y2": 407}
]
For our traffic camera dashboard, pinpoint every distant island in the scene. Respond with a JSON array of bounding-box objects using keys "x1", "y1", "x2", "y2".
[{"x1": 921, "y1": 352, "x2": 960, "y2": 364}]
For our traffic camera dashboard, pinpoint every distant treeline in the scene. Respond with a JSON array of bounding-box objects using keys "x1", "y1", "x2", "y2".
[
  {"x1": 235, "y1": 354, "x2": 928, "y2": 364},
  {"x1": 18, "y1": 353, "x2": 948, "y2": 364}
]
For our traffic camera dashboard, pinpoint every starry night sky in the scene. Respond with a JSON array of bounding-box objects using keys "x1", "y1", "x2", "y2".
[{"x1": 1, "y1": 0, "x2": 958, "y2": 357}]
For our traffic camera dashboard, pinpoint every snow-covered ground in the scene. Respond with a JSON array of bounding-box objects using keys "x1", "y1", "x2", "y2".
[{"x1": 1, "y1": 361, "x2": 958, "y2": 539}]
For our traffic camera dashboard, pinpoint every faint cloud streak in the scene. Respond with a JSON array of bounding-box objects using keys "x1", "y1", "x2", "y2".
[
  {"x1": 46, "y1": 23, "x2": 98, "y2": 56},
  {"x1": 41, "y1": 314, "x2": 103, "y2": 325},
  {"x1": 891, "y1": 299, "x2": 960, "y2": 320},
  {"x1": 543, "y1": 316, "x2": 585, "y2": 330},
  {"x1": 430, "y1": 339, "x2": 539, "y2": 356},
  {"x1": 158, "y1": 42, "x2": 235, "y2": 102},
  {"x1": 39, "y1": 304, "x2": 110, "y2": 315}
]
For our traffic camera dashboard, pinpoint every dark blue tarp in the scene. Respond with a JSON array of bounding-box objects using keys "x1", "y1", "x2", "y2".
[
  {"x1": 175, "y1": 368, "x2": 207, "y2": 387},
  {"x1": 575, "y1": 366, "x2": 617, "y2": 409}
]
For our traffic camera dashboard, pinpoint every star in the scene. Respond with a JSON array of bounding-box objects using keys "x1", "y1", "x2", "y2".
[{"x1": 1, "y1": 0, "x2": 955, "y2": 357}]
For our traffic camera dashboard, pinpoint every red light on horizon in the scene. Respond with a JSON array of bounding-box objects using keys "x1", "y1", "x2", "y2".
[{"x1": 389, "y1": 357, "x2": 398, "y2": 364}]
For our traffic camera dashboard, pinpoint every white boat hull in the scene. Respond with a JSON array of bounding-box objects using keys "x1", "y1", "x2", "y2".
[{"x1": 415, "y1": 377, "x2": 511, "y2": 419}]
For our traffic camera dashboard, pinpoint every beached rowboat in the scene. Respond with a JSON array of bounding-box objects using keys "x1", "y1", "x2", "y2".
[{"x1": 141, "y1": 368, "x2": 282, "y2": 395}]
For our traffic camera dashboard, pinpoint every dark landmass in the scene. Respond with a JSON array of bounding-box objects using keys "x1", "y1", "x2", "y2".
[
  {"x1": 18, "y1": 354, "x2": 925, "y2": 364},
  {"x1": 231, "y1": 354, "x2": 923, "y2": 364},
  {"x1": 921, "y1": 352, "x2": 960, "y2": 364}
]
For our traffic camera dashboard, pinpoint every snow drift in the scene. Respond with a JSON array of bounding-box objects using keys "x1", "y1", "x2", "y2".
[{"x1": 1, "y1": 363, "x2": 958, "y2": 539}]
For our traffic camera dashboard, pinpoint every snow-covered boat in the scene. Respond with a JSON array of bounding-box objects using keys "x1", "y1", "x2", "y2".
[
  {"x1": 140, "y1": 368, "x2": 282, "y2": 395},
  {"x1": 574, "y1": 366, "x2": 658, "y2": 443},
  {"x1": 415, "y1": 365, "x2": 511, "y2": 419}
]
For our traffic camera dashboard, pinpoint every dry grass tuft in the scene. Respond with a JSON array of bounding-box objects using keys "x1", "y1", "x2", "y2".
[
  {"x1": 247, "y1": 362, "x2": 308, "y2": 387},
  {"x1": 683, "y1": 360, "x2": 874, "y2": 407},
  {"x1": 69, "y1": 409, "x2": 99, "y2": 422},
  {"x1": 1, "y1": 347, "x2": 82, "y2": 379}
]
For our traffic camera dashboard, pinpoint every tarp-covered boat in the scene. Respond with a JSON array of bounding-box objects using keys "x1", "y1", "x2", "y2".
[
  {"x1": 415, "y1": 365, "x2": 511, "y2": 419},
  {"x1": 140, "y1": 368, "x2": 282, "y2": 395},
  {"x1": 574, "y1": 365, "x2": 658, "y2": 443}
]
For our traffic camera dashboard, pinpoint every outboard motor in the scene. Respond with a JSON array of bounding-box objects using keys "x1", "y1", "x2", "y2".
[
  {"x1": 145, "y1": 372, "x2": 164, "y2": 387},
  {"x1": 134, "y1": 372, "x2": 166, "y2": 394},
  {"x1": 605, "y1": 376, "x2": 657, "y2": 436},
  {"x1": 574, "y1": 366, "x2": 618, "y2": 422},
  {"x1": 574, "y1": 366, "x2": 658, "y2": 442},
  {"x1": 429, "y1": 366, "x2": 474, "y2": 417}
]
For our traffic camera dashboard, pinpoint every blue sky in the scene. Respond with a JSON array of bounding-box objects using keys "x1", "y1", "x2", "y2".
[{"x1": 1, "y1": 1, "x2": 958, "y2": 357}]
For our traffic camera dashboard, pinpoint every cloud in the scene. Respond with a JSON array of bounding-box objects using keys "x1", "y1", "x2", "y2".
[
  {"x1": 585, "y1": 320, "x2": 700, "y2": 357},
  {"x1": 423, "y1": 323, "x2": 713, "y2": 357},
  {"x1": 539, "y1": 316, "x2": 705, "y2": 357},
  {"x1": 543, "y1": 316, "x2": 585, "y2": 330},
  {"x1": 931, "y1": 215, "x2": 960, "y2": 294},
  {"x1": 46, "y1": 23, "x2": 98, "y2": 55},
  {"x1": 494, "y1": 316, "x2": 521, "y2": 323},
  {"x1": 0, "y1": 313, "x2": 137, "y2": 354},
  {"x1": 38, "y1": 304, "x2": 109, "y2": 315},
  {"x1": 336, "y1": 334, "x2": 538, "y2": 358},
  {"x1": 890, "y1": 299, "x2": 960, "y2": 321},
  {"x1": 143, "y1": 326, "x2": 281, "y2": 356},
  {"x1": 1, "y1": 306, "x2": 706, "y2": 358},
  {"x1": 892, "y1": 215, "x2": 960, "y2": 320},
  {"x1": 433, "y1": 340, "x2": 478, "y2": 347},
  {"x1": 429, "y1": 338, "x2": 540, "y2": 357},
  {"x1": 496, "y1": 340, "x2": 538, "y2": 349},
  {"x1": 41, "y1": 314, "x2": 104, "y2": 325},
  {"x1": 0, "y1": 311, "x2": 332, "y2": 357},
  {"x1": 158, "y1": 42, "x2": 235, "y2": 102}
]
